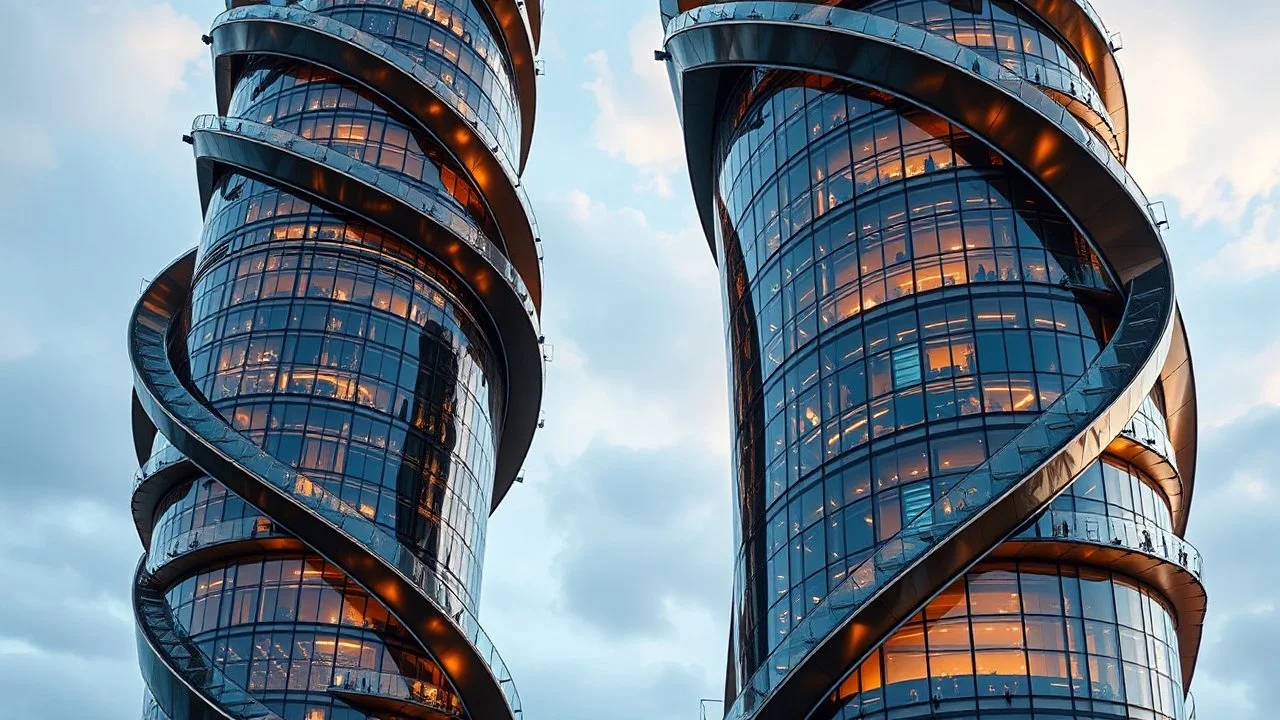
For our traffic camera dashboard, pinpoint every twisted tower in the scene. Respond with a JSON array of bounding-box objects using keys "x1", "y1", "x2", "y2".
[
  {"x1": 129, "y1": 2, "x2": 543, "y2": 719},
  {"x1": 660, "y1": 2, "x2": 1204, "y2": 719}
]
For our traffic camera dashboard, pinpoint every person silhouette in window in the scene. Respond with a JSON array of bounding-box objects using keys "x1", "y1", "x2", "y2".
[
  {"x1": 924, "y1": 155, "x2": 937, "y2": 173},
  {"x1": 975, "y1": 264, "x2": 988, "y2": 282}
]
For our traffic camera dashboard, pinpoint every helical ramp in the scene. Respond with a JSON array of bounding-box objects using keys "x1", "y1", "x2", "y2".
[
  {"x1": 660, "y1": 2, "x2": 1202, "y2": 719},
  {"x1": 129, "y1": 2, "x2": 543, "y2": 720}
]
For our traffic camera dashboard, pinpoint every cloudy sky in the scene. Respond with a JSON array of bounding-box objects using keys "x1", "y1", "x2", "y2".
[{"x1": 0, "y1": 1, "x2": 1276, "y2": 718}]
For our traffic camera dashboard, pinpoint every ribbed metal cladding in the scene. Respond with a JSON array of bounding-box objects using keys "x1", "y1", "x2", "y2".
[
  {"x1": 660, "y1": 2, "x2": 1203, "y2": 720},
  {"x1": 129, "y1": 2, "x2": 542, "y2": 720}
]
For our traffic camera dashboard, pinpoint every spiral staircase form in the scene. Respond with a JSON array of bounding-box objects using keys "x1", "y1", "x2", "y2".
[
  {"x1": 130, "y1": 2, "x2": 542, "y2": 720},
  {"x1": 660, "y1": 2, "x2": 1203, "y2": 720}
]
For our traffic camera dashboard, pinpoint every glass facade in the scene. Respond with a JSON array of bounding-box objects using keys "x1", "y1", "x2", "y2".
[
  {"x1": 864, "y1": 0, "x2": 1101, "y2": 104},
  {"x1": 713, "y1": 72, "x2": 1134, "y2": 689},
  {"x1": 184, "y1": 172, "x2": 499, "y2": 609},
  {"x1": 1045, "y1": 459, "x2": 1174, "y2": 533},
  {"x1": 164, "y1": 554, "x2": 463, "y2": 720},
  {"x1": 131, "y1": 1, "x2": 542, "y2": 719},
  {"x1": 141, "y1": 691, "x2": 170, "y2": 720},
  {"x1": 226, "y1": 59, "x2": 501, "y2": 245},
  {"x1": 148, "y1": 476, "x2": 275, "y2": 568},
  {"x1": 830, "y1": 562, "x2": 1186, "y2": 720},
  {"x1": 299, "y1": 0, "x2": 521, "y2": 162},
  {"x1": 861, "y1": 0, "x2": 1118, "y2": 154}
]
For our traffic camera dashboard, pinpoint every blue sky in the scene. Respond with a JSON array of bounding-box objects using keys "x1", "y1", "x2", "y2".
[{"x1": 0, "y1": 1, "x2": 1277, "y2": 718}]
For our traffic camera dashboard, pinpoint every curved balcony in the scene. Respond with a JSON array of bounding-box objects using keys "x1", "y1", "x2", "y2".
[
  {"x1": 130, "y1": 250, "x2": 523, "y2": 720},
  {"x1": 189, "y1": 114, "x2": 543, "y2": 502},
  {"x1": 1018, "y1": 0, "x2": 1129, "y2": 161},
  {"x1": 1109, "y1": 396, "x2": 1187, "y2": 532},
  {"x1": 1014, "y1": 510, "x2": 1203, "y2": 581},
  {"x1": 133, "y1": 559, "x2": 284, "y2": 720},
  {"x1": 661, "y1": 4, "x2": 1190, "y2": 720},
  {"x1": 330, "y1": 668, "x2": 465, "y2": 720},
  {"x1": 132, "y1": 446, "x2": 200, "y2": 549},
  {"x1": 209, "y1": 4, "x2": 543, "y2": 310},
  {"x1": 145, "y1": 516, "x2": 299, "y2": 586},
  {"x1": 1004, "y1": 509, "x2": 1206, "y2": 685}
]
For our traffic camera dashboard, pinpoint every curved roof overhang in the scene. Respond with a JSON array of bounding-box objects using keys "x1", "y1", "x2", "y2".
[
  {"x1": 189, "y1": 116, "x2": 542, "y2": 511},
  {"x1": 662, "y1": 9, "x2": 1184, "y2": 720},
  {"x1": 526, "y1": 0, "x2": 544, "y2": 48},
  {"x1": 1107, "y1": 432, "x2": 1186, "y2": 527},
  {"x1": 209, "y1": 6, "x2": 542, "y2": 311}
]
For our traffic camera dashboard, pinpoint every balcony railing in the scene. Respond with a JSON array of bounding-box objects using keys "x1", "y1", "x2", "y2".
[
  {"x1": 147, "y1": 516, "x2": 288, "y2": 573},
  {"x1": 331, "y1": 668, "x2": 464, "y2": 718},
  {"x1": 1019, "y1": 510, "x2": 1204, "y2": 580}
]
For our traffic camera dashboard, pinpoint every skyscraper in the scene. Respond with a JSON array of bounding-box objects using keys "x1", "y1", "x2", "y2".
[
  {"x1": 128, "y1": 2, "x2": 543, "y2": 719},
  {"x1": 660, "y1": 2, "x2": 1204, "y2": 719}
]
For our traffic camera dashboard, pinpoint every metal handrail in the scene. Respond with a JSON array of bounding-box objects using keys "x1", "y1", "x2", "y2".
[
  {"x1": 1020, "y1": 510, "x2": 1204, "y2": 580},
  {"x1": 146, "y1": 516, "x2": 287, "y2": 572},
  {"x1": 331, "y1": 668, "x2": 464, "y2": 717},
  {"x1": 1119, "y1": 395, "x2": 1178, "y2": 470}
]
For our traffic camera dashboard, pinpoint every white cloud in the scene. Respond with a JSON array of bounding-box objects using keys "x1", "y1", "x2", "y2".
[
  {"x1": 1196, "y1": 338, "x2": 1280, "y2": 428},
  {"x1": 1105, "y1": 0, "x2": 1280, "y2": 227},
  {"x1": 543, "y1": 340, "x2": 698, "y2": 459},
  {"x1": 562, "y1": 189, "x2": 715, "y2": 285},
  {"x1": 91, "y1": 3, "x2": 209, "y2": 141},
  {"x1": 583, "y1": 20, "x2": 686, "y2": 195},
  {"x1": 0, "y1": 638, "x2": 39, "y2": 656},
  {"x1": 1194, "y1": 203, "x2": 1280, "y2": 281},
  {"x1": 478, "y1": 182, "x2": 732, "y2": 717},
  {"x1": 536, "y1": 190, "x2": 726, "y2": 465},
  {"x1": 0, "y1": 1, "x2": 207, "y2": 174},
  {"x1": 1097, "y1": 0, "x2": 1280, "y2": 290}
]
